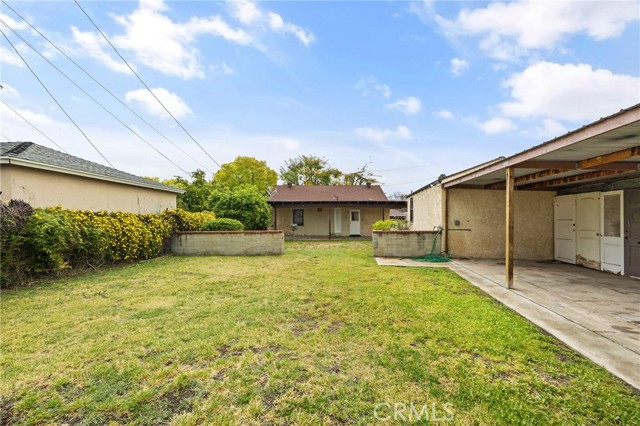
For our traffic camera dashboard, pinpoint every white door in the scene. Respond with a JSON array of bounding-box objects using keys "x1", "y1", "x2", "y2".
[
  {"x1": 577, "y1": 192, "x2": 601, "y2": 270},
  {"x1": 601, "y1": 191, "x2": 624, "y2": 274},
  {"x1": 334, "y1": 208, "x2": 342, "y2": 235},
  {"x1": 554, "y1": 194, "x2": 576, "y2": 264},
  {"x1": 350, "y1": 210, "x2": 361, "y2": 235}
]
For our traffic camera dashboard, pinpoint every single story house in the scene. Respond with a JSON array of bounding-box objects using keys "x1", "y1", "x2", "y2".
[
  {"x1": 268, "y1": 183, "x2": 406, "y2": 237},
  {"x1": 0, "y1": 141, "x2": 183, "y2": 214},
  {"x1": 408, "y1": 104, "x2": 640, "y2": 285}
]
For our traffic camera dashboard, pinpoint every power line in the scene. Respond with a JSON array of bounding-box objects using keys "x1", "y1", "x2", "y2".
[
  {"x1": 0, "y1": 19, "x2": 190, "y2": 175},
  {"x1": 0, "y1": 29, "x2": 114, "y2": 167},
  {"x1": 1, "y1": 132, "x2": 11, "y2": 142},
  {"x1": 74, "y1": 0, "x2": 221, "y2": 169},
  {"x1": 0, "y1": 98, "x2": 69, "y2": 152},
  {"x1": 1, "y1": 0, "x2": 213, "y2": 174}
]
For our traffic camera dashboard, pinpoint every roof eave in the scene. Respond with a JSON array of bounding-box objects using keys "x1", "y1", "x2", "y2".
[{"x1": 0, "y1": 157, "x2": 185, "y2": 194}]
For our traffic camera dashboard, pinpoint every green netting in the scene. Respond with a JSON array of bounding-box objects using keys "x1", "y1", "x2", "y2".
[{"x1": 408, "y1": 228, "x2": 450, "y2": 263}]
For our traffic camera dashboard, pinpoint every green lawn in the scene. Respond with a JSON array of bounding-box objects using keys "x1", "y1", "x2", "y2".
[{"x1": 1, "y1": 241, "x2": 638, "y2": 425}]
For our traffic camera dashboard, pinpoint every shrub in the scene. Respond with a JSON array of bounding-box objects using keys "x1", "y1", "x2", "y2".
[
  {"x1": 206, "y1": 185, "x2": 270, "y2": 230},
  {"x1": 0, "y1": 203, "x2": 216, "y2": 288},
  {"x1": 200, "y1": 218, "x2": 244, "y2": 231},
  {"x1": 372, "y1": 219, "x2": 409, "y2": 231}
]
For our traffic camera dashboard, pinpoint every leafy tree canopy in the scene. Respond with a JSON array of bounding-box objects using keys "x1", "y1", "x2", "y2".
[
  {"x1": 213, "y1": 156, "x2": 277, "y2": 195},
  {"x1": 279, "y1": 155, "x2": 378, "y2": 185},
  {"x1": 206, "y1": 185, "x2": 271, "y2": 230},
  {"x1": 165, "y1": 170, "x2": 212, "y2": 212}
]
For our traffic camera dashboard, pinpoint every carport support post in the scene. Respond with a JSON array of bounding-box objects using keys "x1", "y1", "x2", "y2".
[{"x1": 505, "y1": 166, "x2": 514, "y2": 289}]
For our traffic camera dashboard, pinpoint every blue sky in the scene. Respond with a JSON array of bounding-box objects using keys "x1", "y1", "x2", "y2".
[{"x1": 1, "y1": 0, "x2": 639, "y2": 194}]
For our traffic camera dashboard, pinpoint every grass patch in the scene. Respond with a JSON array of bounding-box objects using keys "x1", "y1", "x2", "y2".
[{"x1": 2, "y1": 241, "x2": 638, "y2": 425}]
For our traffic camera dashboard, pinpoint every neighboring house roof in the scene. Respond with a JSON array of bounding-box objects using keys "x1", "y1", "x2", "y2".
[
  {"x1": 0, "y1": 142, "x2": 183, "y2": 194},
  {"x1": 390, "y1": 208, "x2": 407, "y2": 218},
  {"x1": 269, "y1": 184, "x2": 404, "y2": 206}
]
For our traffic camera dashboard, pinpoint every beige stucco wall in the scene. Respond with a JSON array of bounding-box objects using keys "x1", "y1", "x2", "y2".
[
  {"x1": 447, "y1": 189, "x2": 556, "y2": 260},
  {"x1": 0, "y1": 165, "x2": 177, "y2": 214},
  {"x1": 273, "y1": 206, "x2": 388, "y2": 237},
  {"x1": 372, "y1": 231, "x2": 440, "y2": 257},
  {"x1": 172, "y1": 231, "x2": 284, "y2": 256},
  {"x1": 408, "y1": 185, "x2": 442, "y2": 231}
]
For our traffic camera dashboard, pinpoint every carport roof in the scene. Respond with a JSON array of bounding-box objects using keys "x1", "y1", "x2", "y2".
[{"x1": 437, "y1": 103, "x2": 640, "y2": 191}]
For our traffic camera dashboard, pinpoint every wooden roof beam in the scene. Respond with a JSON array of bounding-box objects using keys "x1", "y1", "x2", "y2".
[
  {"x1": 578, "y1": 145, "x2": 640, "y2": 169},
  {"x1": 518, "y1": 169, "x2": 631, "y2": 190},
  {"x1": 516, "y1": 160, "x2": 638, "y2": 170}
]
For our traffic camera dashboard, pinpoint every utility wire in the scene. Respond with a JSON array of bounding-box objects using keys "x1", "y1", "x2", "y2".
[
  {"x1": 0, "y1": 29, "x2": 114, "y2": 167},
  {"x1": 1, "y1": 132, "x2": 11, "y2": 142},
  {"x1": 0, "y1": 19, "x2": 190, "y2": 175},
  {"x1": 74, "y1": 0, "x2": 221, "y2": 168},
  {"x1": 0, "y1": 98, "x2": 69, "y2": 152},
  {"x1": 1, "y1": 0, "x2": 213, "y2": 174}
]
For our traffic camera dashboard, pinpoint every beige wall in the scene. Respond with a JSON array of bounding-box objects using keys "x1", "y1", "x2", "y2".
[
  {"x1": 0, "y1": 165, "x2": 177, "y2": 214},
  {"x1": 273, "y1": 206, "x2": 388, "y2": 237},
  {"x1": 408, "y1": 186, "x2": 442, "y2": 231},
  {"x1": 372, "y1": 231, "x2": 439, "y2": 257},
  {"x1": 447, "y1": 189, "x2": 556, "y2": 260},
  {"x1": 172, "y1": 231, "x2": 284, "y2": 256}
]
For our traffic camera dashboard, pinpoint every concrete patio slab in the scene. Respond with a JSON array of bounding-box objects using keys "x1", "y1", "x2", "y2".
[{"x1": 375, "y1": 257, "x2": 640, "y2": 389}]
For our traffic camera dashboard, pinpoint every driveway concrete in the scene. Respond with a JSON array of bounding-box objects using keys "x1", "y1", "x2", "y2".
[{"x1": 375, "y1": 257, "x2": 640, "y2": 389}]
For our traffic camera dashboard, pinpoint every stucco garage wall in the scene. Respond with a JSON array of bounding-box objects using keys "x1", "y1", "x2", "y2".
[
  {"x1": 274, "y1": 206, "x2": 388, "y2": 237},
  {"x1": 447, "y1": 189, "x2": 556, "y2": 260},
  {"x1": 0, "y1": 165, "x2": 177, "y2": 213},
  {"x1": 409, "y1": 185, "x2": 442, "y2": 231},
  {"x1": 172, "y1": 231, "x2": 284, "y2": 255}
]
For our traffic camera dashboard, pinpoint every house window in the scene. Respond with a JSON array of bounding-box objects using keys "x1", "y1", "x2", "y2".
[
  {"x1": 409, "y1": 197, "x2": 414, "y2": 222},
  {"x1": 293, "y1": 209, "x2": 304, "y2": 226}
]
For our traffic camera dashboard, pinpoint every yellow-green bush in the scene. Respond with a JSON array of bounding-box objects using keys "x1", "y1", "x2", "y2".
[{"x1": 1, "y1": 204, "x2": 215, "y2": 287}]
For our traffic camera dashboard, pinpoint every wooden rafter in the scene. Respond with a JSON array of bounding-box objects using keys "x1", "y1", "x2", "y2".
[
  {"x1": 578, "y1": 145, "x2": 640, "y2": 169},
  {"x1": 518, "y1": 169, "x2": 631, "y2": 190},
  {"x1": 484, "y1": 147, "x2": 640, "y2": 189}
]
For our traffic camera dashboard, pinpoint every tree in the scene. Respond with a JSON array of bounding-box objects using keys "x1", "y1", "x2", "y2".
[
  {"x1": 168, "y1": 170, "x2": 213, "y2": 212},
  {"x1": 213, "y1": 156, "x2": 277, "y2": 195},
  {"x1": 388, "y1": 191, "x2": 407, "y2": 201},
  {"x1": 206, "y1": 185, "x2": 271, "y2": 230},
  {"x1": 279, "y1": 155, "x2": 342, "y2": 185},
  {"x1": 279, "y1": 155, "x2": 379, "y2": 186},
  {"x1": 341, "y1": 163, "x2": 378, "y2": 185}
]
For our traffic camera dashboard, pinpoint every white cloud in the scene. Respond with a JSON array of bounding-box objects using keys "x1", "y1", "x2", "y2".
[
  {"x1": 354, "y1": 76, "x2": 392, "y2": 98},
  {"x1": 536, "y1": 118, "x2": 568, "y2": 139},
  {"x1": 221, "y1": 62, "x2": 235, "y2": 75},
  {"x1": 0, "y1": 84, "x2": 20, "y2": 98},
  {"x1": 71, "y1": 26, "x2": 133, "y2": 74},
  {"x1": 408, "y1": 0, "x2": 436, "y2": 24},
  {"x1": 499, "y1": 62, "x2": 640, "y2": 122},
  {"x1": 386, "y1": 96, "x2": 422, "y2": 115},
  {"x1": 436, "y1": 109, "x2": 454, "y2": 119},
  {"x1": 227, "y1": 0, "x2": 315, "y2": 46},
  {"x1": 125, "y1": 88, "x2": 192, "y2": 119},
  {"x1": 72, "y1": 0, "x2": 252, "y2": 79},
  {"x1": 0, "y1": 13, "x2": 28, "y2": 30},
  {"x1": 478, "y1": 117, "x2": 516, "y2": 134},
  {"x1": 355, "y1": 125, "x2": 412, "y2": 142},
  {"x1": 437, "y1": 1, "x2": 639, "y2": 61},
  {"x1": 269, "y1": 136, "x2": 300, "y2": 152},
  {"x1": 450, "y1": 57, "x2": 469, "y2": 76},
  {"x1": 0, "y1": 46, "x2": 24, "y2": 68}
]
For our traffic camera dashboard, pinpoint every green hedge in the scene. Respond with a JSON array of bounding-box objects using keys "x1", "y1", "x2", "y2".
[
  {"x1": 200, "y1": 218, "x2": 244, "y2": 231},
  {"x1": 0, "y1": 202, "x2": 215, "y2": 288}
]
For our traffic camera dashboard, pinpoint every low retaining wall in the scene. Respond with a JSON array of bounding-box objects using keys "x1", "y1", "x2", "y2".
[
  {"x1": 372, "y1": 230, "x2": 440, "y2": 257},
  {"x1": 171, "y1": 231, "x2": 284, "y2": 256}
]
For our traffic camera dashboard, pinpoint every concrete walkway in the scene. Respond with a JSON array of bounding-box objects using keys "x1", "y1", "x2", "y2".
[{"x1": 375, "y1": 257, "x2": 640, "y2": 389}]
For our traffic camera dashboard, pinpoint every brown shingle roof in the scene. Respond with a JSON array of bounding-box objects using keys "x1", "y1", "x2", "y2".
[{"x1": 269, "y1": 184, "x2": 389, "y2": 203}]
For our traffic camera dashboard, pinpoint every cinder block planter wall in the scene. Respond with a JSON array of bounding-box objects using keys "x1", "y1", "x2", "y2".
[
  {"x1": 171, "y1": 231, "x2": 284, "y2": 256},
  {"x1": 372, "y1": 230, "x2": 440, "y2": 257}
]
